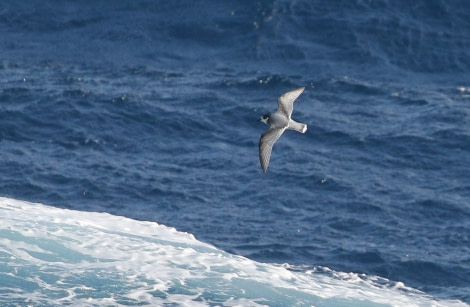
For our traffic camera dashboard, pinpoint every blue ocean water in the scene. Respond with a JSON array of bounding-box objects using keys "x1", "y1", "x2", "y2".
[{"x1": 1, "y1": 0, "x2": 469, "y2": 305}]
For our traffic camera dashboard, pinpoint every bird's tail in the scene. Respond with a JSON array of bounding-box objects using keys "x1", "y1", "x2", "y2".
[{"x1": 288, "y1": 120, "x2": 307, "y2": 133}]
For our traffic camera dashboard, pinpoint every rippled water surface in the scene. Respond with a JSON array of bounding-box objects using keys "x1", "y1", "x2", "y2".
[{"x1": 1, "y1": 1, "x2": 469, "y2": 304}]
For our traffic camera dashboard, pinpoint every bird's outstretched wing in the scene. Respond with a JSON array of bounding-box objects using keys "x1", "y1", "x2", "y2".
[
  {"x1": 259, "y1": 127, "x2": 286, "y2": 172},
  {"x1": 277, "y1": 87, "x2": 305, "y2": 118}
]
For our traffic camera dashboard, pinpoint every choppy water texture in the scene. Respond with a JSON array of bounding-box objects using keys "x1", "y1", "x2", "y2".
[
  {"x1": 4, "y1": 197, "x2": 466, "y2": 307},
  {"x1": 1, "y1": 0, "x2": 470, "y2": 305}
]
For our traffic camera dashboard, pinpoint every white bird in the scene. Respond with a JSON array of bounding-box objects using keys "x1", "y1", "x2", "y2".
[{"x1": 258, "y1": 87, "x2": 307, "y2": 172}]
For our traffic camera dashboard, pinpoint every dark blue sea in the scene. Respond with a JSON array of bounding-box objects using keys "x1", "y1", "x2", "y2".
[{"x1": 1, "y1": 1, "x2": 469, "y2": 306}]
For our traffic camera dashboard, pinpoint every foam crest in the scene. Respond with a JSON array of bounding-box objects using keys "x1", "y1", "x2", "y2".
[{"x1": 0, "y1": 197, "x2": 466, "y2": 307}]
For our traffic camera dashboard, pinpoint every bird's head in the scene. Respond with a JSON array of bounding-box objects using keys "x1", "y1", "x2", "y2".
[{"x1": 259, "y1": 113, "x2": 270, "y2": 125}]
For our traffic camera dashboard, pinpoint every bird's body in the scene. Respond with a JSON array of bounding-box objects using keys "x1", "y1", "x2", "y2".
[
  {"x1": 262, "y1": 112, "x2": 288, "y2": 128},
  {"x1": 258, "y1": 87, "x2": 307, "y2": 172}
]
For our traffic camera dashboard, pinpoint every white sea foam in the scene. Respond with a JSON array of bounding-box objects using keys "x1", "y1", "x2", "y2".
[{"x1": 0, "y1": 197, "x2": 467, "y2": 307}]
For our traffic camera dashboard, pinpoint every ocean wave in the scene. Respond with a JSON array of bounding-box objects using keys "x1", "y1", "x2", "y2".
[{"x1": 1, "y1": 197, "x2": 466, "y2": 307}]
